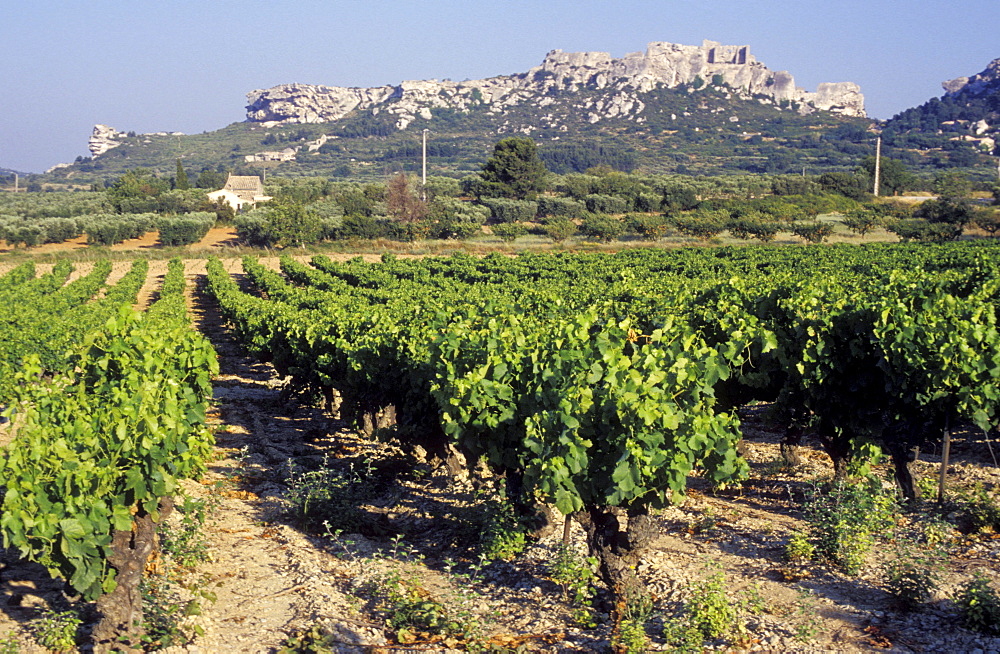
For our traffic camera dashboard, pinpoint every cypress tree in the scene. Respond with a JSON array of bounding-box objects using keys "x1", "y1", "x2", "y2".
[{"x1": 175, "y1": 159, "x2": 190, "y2": 190}]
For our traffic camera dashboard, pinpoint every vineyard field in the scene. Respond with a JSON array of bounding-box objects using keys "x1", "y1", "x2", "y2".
[{"x1": 0, "y1": 244, "x2": 998, "y2": 652}]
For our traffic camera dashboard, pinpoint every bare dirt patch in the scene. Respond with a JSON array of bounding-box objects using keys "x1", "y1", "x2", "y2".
[{"x1": 0, "y1": 227, "x2": 241, "y2": 263}]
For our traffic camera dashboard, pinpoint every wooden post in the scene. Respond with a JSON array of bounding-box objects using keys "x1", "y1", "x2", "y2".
[
  {"x1": 873, "y1": 135, "x2": 882, "y2": 197},
  {"x1": 421, "y1": 129, "x2": 428, "y2": 202},
  {"x1": 937, "y1": 414, "x2": 951, "y2": 504}
]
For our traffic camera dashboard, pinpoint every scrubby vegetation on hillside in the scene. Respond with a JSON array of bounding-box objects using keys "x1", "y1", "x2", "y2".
[{"x1": 4, "y1": 137, "x2": 1000, "y2": 253}]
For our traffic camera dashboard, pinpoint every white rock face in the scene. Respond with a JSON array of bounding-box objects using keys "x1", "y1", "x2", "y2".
[
  {"x1": 245, "y1": 83, "x2": 396, "y2": 124},
  {"x1": 245, "y1": 39, "x2": 866, "y2": 130},
  {"x1": 802, "y1": 82, "x2": 866, "y2": 115},
  {"x1": 89, "y1": 124, "x2": 128, "y2": 156},
  {"x1": 86, "y1": 125, "x2": 185, "y2": 158},
  {"x1": 940, "y1": 59, "x2": 1000, "y2": 149},
  {"x1": 943, "y1": 57, "x2": 1000, "y2": 96}
]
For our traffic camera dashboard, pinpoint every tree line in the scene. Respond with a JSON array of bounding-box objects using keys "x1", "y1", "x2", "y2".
[{"x1": 3, "y1": 137, "x2": 1000, "y2": 250}]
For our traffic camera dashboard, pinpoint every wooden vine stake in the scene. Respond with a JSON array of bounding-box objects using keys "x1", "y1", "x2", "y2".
[{"x1": 937, "y1": 414, "x2": 951, "y2": 504}]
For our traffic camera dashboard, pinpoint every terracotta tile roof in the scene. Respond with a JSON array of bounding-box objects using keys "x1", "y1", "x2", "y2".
[{"x1": 224, "y1": 174, "x2": 264, "y2": 199}]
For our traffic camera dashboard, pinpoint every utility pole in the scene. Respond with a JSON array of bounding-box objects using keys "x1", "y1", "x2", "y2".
[
  {"x1": 14, "y1": 173, "x2": 18, "y2": 193},
  {"x1": 421, "y1": 129, "x2": 429, "y2": 201},
  {"x1": 873, "y1": 135, "x2": 882, "y2": 197}
]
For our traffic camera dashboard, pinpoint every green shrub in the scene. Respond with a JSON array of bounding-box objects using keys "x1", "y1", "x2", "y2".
[
  {"x1": 141, "y1": 574, "x2": 207, "y2": 648},
  {"x1": 233, "y1": 213, "x2": 272, "y2": 247},
  {"x1": 687, "y1": 570, "x2": 737, "y2": 639},
  {"x1": 491, "y1": 222, "x2": 527, "y2": 243},
  {"x1": 368, "y1": 568, "x2": 482, "y2": 646},
  {"x1": 841, "y1": 209, "x2": 883, "y2": 236},
  {"x1": 160, "y1": 496, "x2": 211, "y2": 568},
  {"x1": 885, "y1": 219, "x2": 961, "y2": 243},
  {"x1": 974, "y1": 209, "x2": 1000, "y2": 236},
  {"x1": 480, "y1": 198, "x2": 538, "y2": 223},
  {"x1": 433, "y1": 217, "x2": 482, "y2": 240},
  {"x1": 423, "y1": 176, "x2": 462, "y2": 199},
  {"x1": 632, "y1": 192, "x2": 663, "y2": 213},
  {"x1": 537, "y1": 196, "x2": 585, "y2": 218},
  {"x1": 83, "y1": 212, "x2": 156, "y2": 245},
  {"x1": 627, "y1": 213, "x2": 672, "y2": 240},
  {"x1": 661, "y1": 184, "x2": 701, "y2": 212},
  {"x1": 317, "y1": 216, "x2": 344, "y2": 241},
  {"x1": 579, "y1": 213, "x2": 624, "y2": 242},
  {"x1": 85, "y1": 219, "x2": 124, "y2": 246},
  {"x1": 662, "y1": 569, "x2": 740, "y2": 650},
  {"x1": 279, "y1": 625, "x2": 339, "y2": 653},
  {"x1": 158, "y1": 212, "x2": 215, "y2": 246},
  {"x1": 544, "y1": 219, "x2": 577, "y2": 242},
  {"x1": 956, "y1": 574, "x2": 1000, "y2": 634},
  {"x1": 38, "y1": 217, "x2": 83, "y2": 244},
  {"x1": 614, "y1": 596, "x2": 652, "y2": 654},
  {"x1": 670, "y1": 212, "x2": 726, "y2": 240},
  {"x1": 3, "y1": 223, "x2": 45, "y2": 248},
  {"x1": 426, "y1": 197, "x2": 488, "y2": 239},
  {"x1": 549, "y1": 540, "x2": 598, "y2": 626},
  {"x1": 0, "y1": 630, "x2": 19, "y2": 654},
  {"x1": 0, "y1": 215, "x2": 15, "y2": 242},
  {"x1": 784, "y1": 531, "x2": 815, "y2": 562},
  {"x1": 336, "y1": 215, "x2": 398, "y2": 240},
  {"x1": 583, "y1": 193, "x2": 629, "y2": 214},
  {"x1": 791, "y1": 221, "x2": 834, "y2": 243},
  {"x1": 552, "y1": 173, "x2": 598, "y2": 199},
  {"x1": 727, "y1": 216, "x2": 780, "y2": 242},
  {"x1": 479, "y1": 493, "x2": 528, "y2": 561}
]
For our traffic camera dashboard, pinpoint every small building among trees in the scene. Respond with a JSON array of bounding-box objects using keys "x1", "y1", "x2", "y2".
[
  {"x1": 206, "y1": 174, "x2": 271, "y2": 211},
  {"x1": 244, "y1": 148, "x2": 297, "y2": 163}
]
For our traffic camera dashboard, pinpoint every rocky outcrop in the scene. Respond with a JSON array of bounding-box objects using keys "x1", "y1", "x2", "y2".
[
  {"x1": 939, "y1": 58, "x2": 1000, "y2": 154},
  {"x1": 943, "y1": 57, "x2": 1000, "y2": 96},
  {"x1": 246, "y1": 84, "x2": 396, "y2": 125},
  {"x1": 85, "y1": 126, "x2": 186, "y2": 159},
  {"x1": 89, "y1": 124, "x2": 127, "y2": 157},
  {"x1": 245, "y1": 39, "x2": 865, "y2": 130},
  {"x1": 244, "y1": 148, "x2": 297, "y2": 163}
]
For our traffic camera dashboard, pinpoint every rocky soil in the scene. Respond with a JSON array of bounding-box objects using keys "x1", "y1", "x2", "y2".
[{"x1": 0, "y1": 258, "x2": 997, "y2": 652}]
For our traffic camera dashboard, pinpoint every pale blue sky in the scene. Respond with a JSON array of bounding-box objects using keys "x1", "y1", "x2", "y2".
[{"x1": 2, "y1": 0, "x2": 998, "y2": 173}]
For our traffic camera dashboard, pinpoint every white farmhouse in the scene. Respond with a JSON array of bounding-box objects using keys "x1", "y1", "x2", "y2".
[
  {"x1": 207, "y1": 174, "x2": 272, "y2": 211},
  {"x1": 244, "y1": 148, "x2": 297, "y2": 163}
]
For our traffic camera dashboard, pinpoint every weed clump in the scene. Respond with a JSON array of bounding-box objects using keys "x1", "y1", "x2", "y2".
[
  {"x1": 662, "y1": 568, "x2": 746, "y2": 651},
  {"x1": 956, "y1": 574, "x2": 1000, "y2": 635},
  {"x1": 369, "y1": 569, "x2": 482, "y2": 647},
  {"x1": 549, "y1": 539, "x2": 599, "y2": 627},
  {"x1": 478, "y1": 487, "x2": 529, "y2": 561},
  {"x1": 884, "y1": 546, "x2": 942, "y2": 611},
  {"x1": 800, "y1": 477, "x2": 898, "y2": 575},
  {"x1": 957, "y1": 483, "x2": 1000, "y2": 534},
  {"x1": 31, "y1": 609, "x2": 81, "y2": 652},
  {"x1": 284, "y1": 456, "x2": 379, "y2": 533}
]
